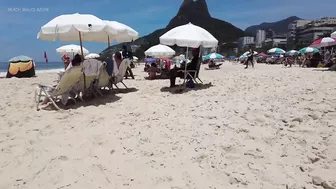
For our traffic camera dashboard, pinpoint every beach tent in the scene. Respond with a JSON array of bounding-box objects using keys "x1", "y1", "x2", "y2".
[{"x1": 6, "y1": 55, "x2": 35, "y2": 78}]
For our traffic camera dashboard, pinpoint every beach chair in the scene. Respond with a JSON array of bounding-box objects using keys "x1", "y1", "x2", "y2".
[
  {"x1": 112, "y1": 59, "x2": 129, "y2": 89},
  {"x1": 178, "y1": 59, "x2": 203, "y2": 84},
  {"x1": 77, "y1": 59, "x2": 102, "y2": 99},
  {"x1": 95, "y1": 64, "x2": 111, "y2": 96},
  {"x1": 34, "y1": 66, "x2": 83, "y2": 110}
]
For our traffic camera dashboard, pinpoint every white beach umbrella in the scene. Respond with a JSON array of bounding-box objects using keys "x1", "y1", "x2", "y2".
[
  {"x1": 160, "y1": 22, "x2": 217, "y2": 85},
  {"x1": 331, "y1": 31, "x2": 336, "y2": 38},
  {"x1": 85, "y1": 53, "x2": 100, "y2": 59},
  {"x1": 83, "y1": 20, "x2": 139, "y2": 46},
  {"x1": 145, "y1": 44, "x2": 175, "y2": 58},
  {"x1": 37, "y1": 13, "x2": 117, "y2": 56},
  {"x1": 104, "y1": 21, "x2": 139, "y2": 44},
  {"x1": 243, "y1": 51, "x2": 258, "y2": 56},
  {"x1": 159, "y1": 22, "x2": 218, "y2": 48},
  {"x1": 56, "y1": 44, "x2": 89, "y2": 55}
]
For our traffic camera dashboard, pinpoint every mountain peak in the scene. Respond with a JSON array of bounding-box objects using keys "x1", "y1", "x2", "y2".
[{"x1": 176, "y1": 0, "x2": 211, "y2": 18}]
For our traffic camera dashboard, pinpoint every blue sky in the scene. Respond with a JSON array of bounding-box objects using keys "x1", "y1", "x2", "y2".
[{"x1": 0, "y1": 0, "x2": 335, "y2": 62}]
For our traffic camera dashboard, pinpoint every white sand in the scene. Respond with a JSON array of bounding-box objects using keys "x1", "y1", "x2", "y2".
[{"x1": 0, "y1": 63, "x2": 336, "y2": 189}]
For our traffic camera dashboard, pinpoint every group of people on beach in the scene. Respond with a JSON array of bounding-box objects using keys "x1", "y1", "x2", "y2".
[{"x1": 60, "y1": 45, "x2": 135, "y2": 80}]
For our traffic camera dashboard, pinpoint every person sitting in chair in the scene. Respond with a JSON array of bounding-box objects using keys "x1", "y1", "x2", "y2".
[
  {"x1": 145, "y1": 63, "x2": 159, "y2": 80},
  {"x1": 169, "y1": 47, "x2": 199, "y2": 87},
  {"x1": 42, "y1": 54, "x2": 82, "y2": 105}
]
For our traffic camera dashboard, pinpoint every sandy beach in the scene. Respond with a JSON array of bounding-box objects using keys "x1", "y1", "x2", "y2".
[{"x1": 0, "y1": 63, "x2": 336, "y2": 189}]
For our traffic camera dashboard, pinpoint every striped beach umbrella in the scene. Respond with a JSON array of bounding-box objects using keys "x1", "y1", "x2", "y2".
[
  {"x1": 203, "y1": 53, "x2": 224, "y2": 60},
  {"x1": 285, "y1": 50, "x2": 299, "y2": 56},
  {"x1": 310, "y1": 37, "x2": 336, "y2": 48},
  {"x1": 267, "y1": 48, "x2": 286, "y2": 54},
  {"x1": 299, "y1": 47, "x2": 319, "y2": 54},
  {"x1": 239, "y1": 55, "x2": 247, "y2": 59}
]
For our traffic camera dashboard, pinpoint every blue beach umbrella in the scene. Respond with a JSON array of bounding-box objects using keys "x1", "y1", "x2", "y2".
[{"x1": 9, "y1": 55, "x2": 33, "y2": 62}]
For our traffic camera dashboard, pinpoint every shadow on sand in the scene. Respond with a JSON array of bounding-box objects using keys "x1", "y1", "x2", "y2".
[
  {"x1": 312, "y1": 69, "x2": 336, "y2": 72},
  {"x1": 160, "y1": 83, "x2": 213, "y2": 94},
  {"x1": 42, "y1": 88, "x2": 138, "y2": 111}
]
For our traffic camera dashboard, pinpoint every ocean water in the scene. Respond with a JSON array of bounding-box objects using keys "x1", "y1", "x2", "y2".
[{"x1": 0, "y1": 61, "x2": 64, "y2": 77}]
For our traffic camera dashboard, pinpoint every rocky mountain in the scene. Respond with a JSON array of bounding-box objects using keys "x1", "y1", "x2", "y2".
[
  {"x1": 245, "y1": 16, "x2": 302, "y2": 36},
  {"x1": 101, "y1": 0, "x2": 246, "y2": 58}
]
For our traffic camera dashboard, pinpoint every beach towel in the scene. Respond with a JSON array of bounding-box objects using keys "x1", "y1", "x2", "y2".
[{"x1": 82, "y1": 59, "x2": 102, "y2": 76}]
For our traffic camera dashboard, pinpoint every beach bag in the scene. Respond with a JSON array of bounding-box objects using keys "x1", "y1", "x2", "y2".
[{"x1": 186, "y1": 79, "x2": 195, "y2": 88}]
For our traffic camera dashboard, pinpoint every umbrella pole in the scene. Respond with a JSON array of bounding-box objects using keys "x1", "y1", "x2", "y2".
[
  {"x1": 184, "y1": 47, "x2": 188, "y2": 86},
  {"x1": 107, "y1": 35, "x2": 110, "y2": 47},
  {"x1": 78, "y1": 31, "x2": 84, "y2": 60}
]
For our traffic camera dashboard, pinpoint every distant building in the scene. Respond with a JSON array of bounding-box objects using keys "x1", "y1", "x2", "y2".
[
  {"x1": 287, "y1": 17, "x2": 336, "y2": 49},
  {"x1": 130, "y1": 45, "x2": 140, "y2": 52},
  {"x1": 265, "y1": 36, "x2": 287, "y2": 49},
  {"x1": 237, "y1": 37, "x2": 254, "y2": 51},
  {"x1": 296, "y1": 26, "x2": 336, "y2": 44},
  {"x1": 255, "y1": 30, "x2": 266, "y2": 48},
  {"x1": 265, "y1": 29, "x2": 275, "y2": 39},
  {"x1": 232, "y1": 48, "x2": 238, "y2": 54},
  {"x1": 287, "y1": 19, "x2": 312, "y2": 49}
]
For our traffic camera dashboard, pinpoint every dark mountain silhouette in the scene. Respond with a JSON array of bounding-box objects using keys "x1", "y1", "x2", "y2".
[
  {"x1": 245, "y1": 16, "x2": 302, "y2": 36},
  {"x1": 101, "y1": 0, "x2": 246, "y2": 59}
]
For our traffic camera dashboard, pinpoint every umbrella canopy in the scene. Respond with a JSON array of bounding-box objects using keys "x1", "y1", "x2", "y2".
[
  {"x1": 133, "y1": 56, "x2": 138, "y2": 60},
  {"x1": 331, "y1": 31, "x2": 336, "y2": 38},
  {"x1": 203, "y1": 53, "x2": 224, "y2": 60},
  {"x1": 299, "y1": 47, "x2": 319, "y2": 53},
  {"x1": 56, "y1": 44, "x2": 89, "y2": 55},
  {"x1": 104, "y1": 21, "x2": 138, "y2": 43},
  {"x1": 37, "y1": 13, "x2": 116, "y2": 42},
  {"x1": 85, "y1": 20, "x2": 139, "y2": 44},
  {"x1": 243, "y1": 51, "x2": 258, "y2": 56},
  {"x1": 267, "y1": 48, "x2": 286, "y2": 54},
  {"x1": 159, "y1": 22, "x2": 218, "y2": 48},
  {"x1": 239, "y1": 55, "x2": 247, "y2": 59},
  {"x1": 310, "y1": 37, "x2": 336, "y2": 48},
  {"x1": 145, "y1": 44, "x2": 175, "y2": 58},
  {"x1": 286, "y1": 50, "x2": 299, "y2": 56},
  {"x1": 85, "y1": 53, "x2": 100, "y2": 59},
  {"x1": 9, "y1": 55, "x2": 33, "y2": 62},
  {"x1": 258, "y1": 52, "x2": 268, "y2": 57}
]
